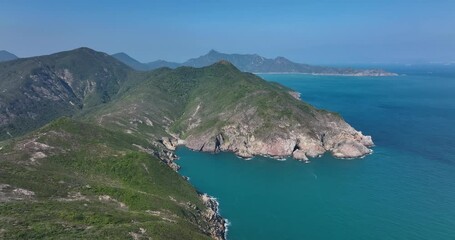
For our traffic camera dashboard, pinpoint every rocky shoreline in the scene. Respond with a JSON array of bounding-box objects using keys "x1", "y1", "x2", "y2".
[
  {"x1": 161, "y1": 124, "x2": 374, "y2": 163},
  {"x1": 200, "y1": 193, "x2": 228, "y2": 240},
  {"x1": 157, "y1": 119, "x2": 374, "y2": 240},
  {"x1": 184, "y1": 129, "x2": 374, "y2": 161},
  {"x1": 157, "y1": 138, "x2": 228, "y2": 240}
]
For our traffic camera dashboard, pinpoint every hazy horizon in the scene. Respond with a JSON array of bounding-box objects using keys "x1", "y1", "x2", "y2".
[{"x1": 1, "y1": 0, "x2": 454, "y2": 65}]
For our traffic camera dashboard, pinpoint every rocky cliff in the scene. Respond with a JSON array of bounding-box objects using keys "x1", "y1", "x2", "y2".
[
  {"x1": 184, "y1": 112, "x2": 373, "y2": 160},
  {"x1": 167, "y1": 62, "x2": 374, "y2": 160}
]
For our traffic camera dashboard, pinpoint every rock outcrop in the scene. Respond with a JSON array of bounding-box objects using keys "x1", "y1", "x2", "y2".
[
  {"x1": 160, "y1": 137, "x2": 179, "y2": 151},
  {"x1": 200, "y1": 194, "x2": 227, "y2": 240},
  {"x1": 184, "y1": 106, "x2": 373, "y2": 161}
]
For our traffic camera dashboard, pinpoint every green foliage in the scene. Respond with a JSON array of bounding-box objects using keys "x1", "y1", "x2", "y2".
[
  {"x1": 0, "y1": 201, "x2": 211, "y2": 239},
  {"x1": 0, "y1": 48, "x2": 346, "y2": 239},
  {"x1": 0, "y1": 48, "x2": 133, "y2": 140},
  {"x1": 0, "y1": 118, "x2": 211, "y2": 239}
]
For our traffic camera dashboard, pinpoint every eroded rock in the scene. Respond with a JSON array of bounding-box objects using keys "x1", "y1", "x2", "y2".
[{"x1": 184, "y1": 117, "x2": 373, "y2": 161}]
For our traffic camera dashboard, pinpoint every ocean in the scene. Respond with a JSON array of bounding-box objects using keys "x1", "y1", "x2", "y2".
[{"x1": 177, "y1": 65, "x2": 455, "y2": 240}]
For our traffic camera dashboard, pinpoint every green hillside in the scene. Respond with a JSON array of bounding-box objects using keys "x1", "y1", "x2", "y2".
[
  {"x1": 0, "y1": 48, "x2": 132, "y2": 140},
  {"x1": 0, "y1": 118, "x2": 217, "y2": 239}
]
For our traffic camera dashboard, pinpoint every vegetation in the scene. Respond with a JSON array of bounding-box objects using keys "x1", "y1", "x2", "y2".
[
  {"x1": 0, "y1": 47, "x2": 348, "y2": 238},
  {"x1": 0, "y1": 118, "x2": 212, "y2": 239},
  {"x1": 0, "y1": 48, "x2": 132, "y2": 140}
]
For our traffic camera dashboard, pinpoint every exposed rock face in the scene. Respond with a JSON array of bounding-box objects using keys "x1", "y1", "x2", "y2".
[
  {"x1": 200, "y1": 194, "x2": 227, "y2": 240},
  {"x1": 288, "y1": 91, "x2": 301, "y2": 100},
  {"x1": 332, "y1": 141, "x2": 372, "y2": 158},
  {"x1": 184, "y1": 109, "x2": 373, "y2": 160},
  {"x1": 0, "y1": 184, "x2": 35, "y2": 202},
  {"x1": 160, "y1": 137, "x2": 178, "y2": 150},
  {"x1": 292, "y1": 149, "x2": 309, "y2": 161}
]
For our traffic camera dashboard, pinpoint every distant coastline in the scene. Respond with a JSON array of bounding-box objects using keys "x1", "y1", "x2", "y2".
[
  {"x1": 112, "y1": 50, "x2": 398, "y2": 76},
  {"x1": 254, "y1": 72, "x2": 399, "y2": 77}
]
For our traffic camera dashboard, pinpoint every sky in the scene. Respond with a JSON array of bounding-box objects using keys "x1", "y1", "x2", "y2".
[{"x1": 0, "y1": 0, "x2": 454, "y2": 64}]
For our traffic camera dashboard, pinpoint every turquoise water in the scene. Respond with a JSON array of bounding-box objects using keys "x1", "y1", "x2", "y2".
[{"x1": 177, "y1": 67, "x2": 455, "y2": 240}]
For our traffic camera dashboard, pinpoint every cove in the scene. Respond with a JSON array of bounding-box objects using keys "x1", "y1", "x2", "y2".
[{"x1": 177, "y1": 68, "x2": 455, "y2": 240}]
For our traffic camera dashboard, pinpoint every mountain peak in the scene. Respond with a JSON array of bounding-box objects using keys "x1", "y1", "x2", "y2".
[
  {"x1": 72, "y1": 47, "x2": 97, "y2": 53},
  {"x1": 112, "y1": 52, "x2": 130, "y2": 57},
  {"x1": 208, "y1": 49, "x2": 220, "y2": 55},
  {"x1": 111, "y1": 49, "x2": 395, "y2": 76},
  {"x1": 275, "y1": 56, "x2": 290, "y2": 62},
  {"x1": 0, "y1": 50, "x2": 19, "y2": 62},
  {"x1": 47, "y1": 47, "x2": 120, "y2": 65},
  {"x1": 205, "y1": 60, "x2": 239, "y2": 71},
  {"x1": 56, "y1": 47, "x2": 109, "y2": 59},
  {"x1": 216, "y1": 60, "x2": 233, "y2": 66}
]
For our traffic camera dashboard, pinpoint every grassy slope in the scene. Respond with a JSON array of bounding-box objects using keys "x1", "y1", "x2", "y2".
[
  {"x1": 83, "y1": 61, "x2": 327, "y2": 142},
  {"x1": 166, "y1": 62, "x2": 322, "y2": 138},
  {"x1": 0, "y1": 118, "x2": 212, "y2": 239}
]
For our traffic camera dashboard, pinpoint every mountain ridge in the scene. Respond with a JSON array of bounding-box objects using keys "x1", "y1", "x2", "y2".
[
  {"x1": 112, "y1": 52, "x2": 181, "y2": 71},
  {"x1": 113, "y1": 50, "x2": 397, "y2": 76}
]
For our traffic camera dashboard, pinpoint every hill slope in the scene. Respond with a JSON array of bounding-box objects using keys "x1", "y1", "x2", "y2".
[
  {"x1": 0, "y1": 47, "x2": 132, "y2": 140},
  {"x1": 0, "y1": 50, "x2": 18, "y2": 62},
  {"x1": 87, "y1": 60, "x2": 373, "y2": 160},
  {"x1": 0, "y1": 118, "x2": 224, "y2": 239}
]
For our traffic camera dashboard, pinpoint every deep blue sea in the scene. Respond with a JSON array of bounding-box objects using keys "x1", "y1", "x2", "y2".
[{"x1": 177, "y1": 65, "x2": 455, "y2": 240}]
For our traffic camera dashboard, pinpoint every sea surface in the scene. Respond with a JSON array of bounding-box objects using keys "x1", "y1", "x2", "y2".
[{"x1": 177, "y1": 65, "x2": 455, "y2": 240}]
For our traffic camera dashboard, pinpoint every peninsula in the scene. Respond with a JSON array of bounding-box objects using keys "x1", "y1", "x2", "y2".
[{"x1": 0, "y1": 47, "x2": 373, "y2": 239}]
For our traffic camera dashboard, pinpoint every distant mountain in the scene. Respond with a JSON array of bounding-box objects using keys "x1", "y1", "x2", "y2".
[
  {"x1": 0, "y1": 50, "x2": 18, "y2": 62},
  {"x1": 113, "y1": 50, "x2": 396, "y2": 76},
  {"x1": 146, "y1": 59, "x2": 181, "y2": 69},
  {"x1": 112, "y1": 52, "x2": 180, "y2": 70},
  {"x1": 112, "y1": 52, "x2": 147, "y2": 70},
  {"x1": 183, "y1": 50, "x2": 396, "y2": 76}
]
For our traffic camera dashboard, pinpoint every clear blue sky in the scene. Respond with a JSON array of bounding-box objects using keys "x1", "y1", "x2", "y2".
[{"x1": 1, "y1": 0, "x2": 454, "y2": 64}]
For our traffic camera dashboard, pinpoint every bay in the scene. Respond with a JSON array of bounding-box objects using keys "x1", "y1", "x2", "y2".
[{"x1": 177, "y1": 67, "x2": 455, "y2": 240}]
